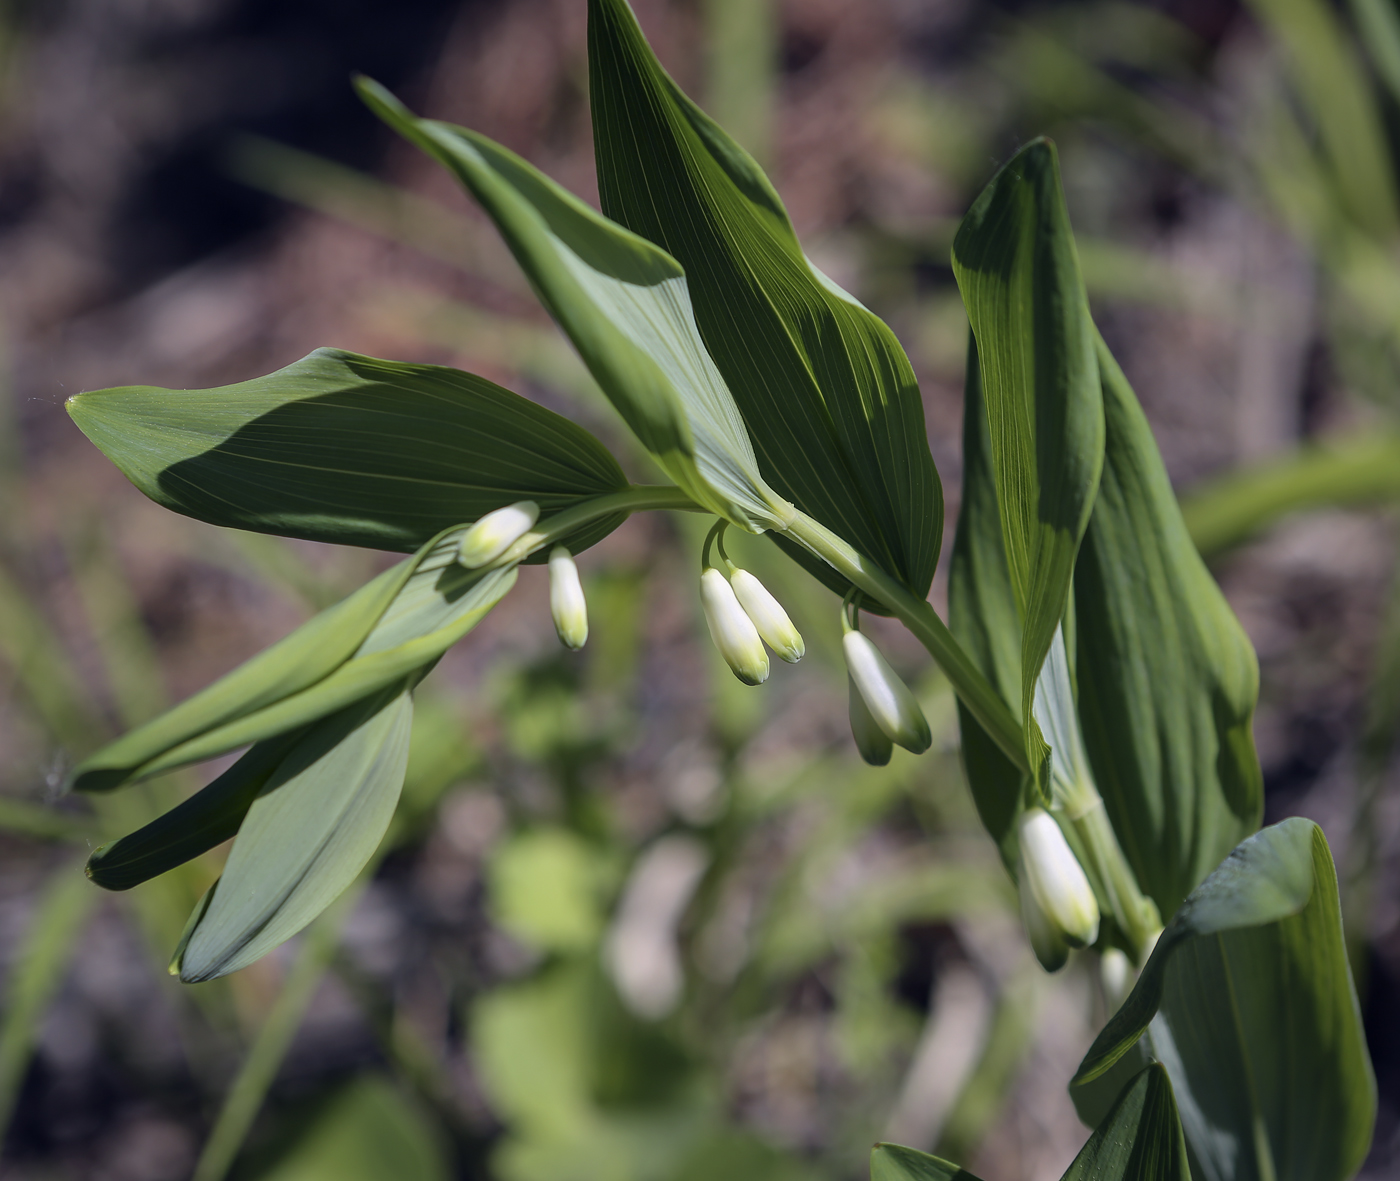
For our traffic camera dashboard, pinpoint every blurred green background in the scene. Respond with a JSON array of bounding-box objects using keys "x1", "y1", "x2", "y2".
[{"x1": 1, "y1": 0, "x2": 1399, "y2": 1177}]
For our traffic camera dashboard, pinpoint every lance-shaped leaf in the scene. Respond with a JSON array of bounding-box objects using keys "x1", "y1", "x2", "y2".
[
  {"x1": 173, "y1": 682, "x2": 414, "y2": 982},
  {"x1": 871, "y1": 1144, "x2": 976, "y2": 1181},
  {"x1": 86, "y1": 729, "x2": 307, "y2": 890},
  {"x1": 1072, "y1": 819, "x2": 1375, "y2": 1181},
  {"x1": 68, "y1": 349, "x2": 627, "y2": 559},
  {"x1": 951, "y1": 139, "x2": 1103, "y2": 790},
  {"x1": 1074, "y1": 336, "x2": 1263, "y2": 919},
  {"x1": 70, "y1": 526, "x2": 516, "y2": 792},
  {"x1": 357, "y1": 79, "x2": 787, "y2": 535},
  {"x1": 871, "y1": 1062, "x2": 1188, "y2": 1181},
  {"x1": 949, "y1": 338, "x2": 1025, "y2": 871},
  {"x1": 588, "y1": 0, "x2": 943, "y2": 608}
]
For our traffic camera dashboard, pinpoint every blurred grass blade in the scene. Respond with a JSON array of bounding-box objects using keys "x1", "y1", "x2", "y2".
[
  {"x1": 871, "y1": 1143, "x2": 979, "y2": 1181},
  {"x1": 1061, "y1": 1063, "x2": 1189, "y2": 1181},
  {"x1": 1246, "y1": 0, "x2": 1398, "y2": 239},
  {"x1": 1351, "y1": 0, "x2": 1400, "y2": 104},
  {"x1": 86, "y1": 729, "x2": 306, "y2": 890},
  {"x1": 703, "y1": 0, "x2": 774, "y2": 168},
  {"x1": 949, "y1": 339, "x2": 1026, "y2": 870},
  {"x1": 951, "y1": 138, "x2": 1103, "y2": 790},
  {"x1": 1179, "y1": 432, "x2": 1400, "y2": 556},
  {"x1": 589, "y1": 0, "x2": 943, "y2": 610},
  {"x1": 70, "y1": 528, "x2": 515, "y2": 792},
  {"x1": 192, "y1": 887, "x2": 359, "y2": 1181},
  {"x1": 0, "y1": 797, "x2": 94, "y2": 842},
  {"x1": 1074, "y1": 337, "x2": 1263, "y2": 918},
  {"x1": 357, "y1": 78, "x2": 785, "y2": 533},
  {"x1": 0, "y1": 863, "x2": 98, "y2": 1139},
  {"x1": 174, "y1": 685, "x2": 414, "y2": 982},
  {"x1": 1072, "y1": 819, "x2": 1375, "y2": 1181},
  {"x1": 68, "y1": 348, "x2": 628, "y2": 557},
  {"x1": 227, "y1": 135, "x2": 515, "y2": 285}
]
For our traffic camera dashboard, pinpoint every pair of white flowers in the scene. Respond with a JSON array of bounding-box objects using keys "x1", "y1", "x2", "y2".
[{"x1": 458, "y1": 500, "x2": 587, "y2": 651}]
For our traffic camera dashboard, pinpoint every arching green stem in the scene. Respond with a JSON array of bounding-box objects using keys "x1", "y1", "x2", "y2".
[{"x1": 781, "y1": 509, "x2": 1029, "y2": 774}]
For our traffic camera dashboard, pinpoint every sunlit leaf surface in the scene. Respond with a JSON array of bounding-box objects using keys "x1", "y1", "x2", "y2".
[{"x1": 588, "y1": 0, "x2": 943, "y2": 609}]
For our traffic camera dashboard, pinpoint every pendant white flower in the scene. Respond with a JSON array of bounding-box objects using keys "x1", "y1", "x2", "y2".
[
  {"x1": 700, "y1": 567, "x2": 769, "y2": 686},
  {"x1": 842, "y1": 630, "x2": 931, "y2": 753},
  {"x1": 1017, "y1": 807, "x2": 1100, "y2": 969},
  {"x1": 848, "y1": 675, "x2": 893, "y2": 766},
  {"x1": 730, "y1": 569, "x2": 804, "y2": 663},
  {"x1": 548, "y1": 545, "x2": 588, "y2": 650},
  {"x1": 458, "y1": 500, "x2": 539, "y2": 567}
]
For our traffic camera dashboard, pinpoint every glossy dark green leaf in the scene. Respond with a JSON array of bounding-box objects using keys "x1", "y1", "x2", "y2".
[
  {"x1": 1073, "y1": 819, "x2": 1375, "y2": 1181},
  {"x1": 68, "y1": 348, "x2": 626, "y2": 559},
  {"x1": 588, "y1": 0, "x2": 943, "y2": 609},
  {"x1": 951, "y1": 139, "x2": 1103, "y2": 789},
  {"x1": 70, "y1": 526, "x2": 515, "y2": 792},
  {"x1": 357, "y1": 79, "x2": 787, "y2": 534},
  {"x1": 173, "y1": 682, "x2": 414, "y2": 983},
  {"x1": 86, "y1": 729, "x2": 305, "y2": 890},
  {"x1": 949, "y1": 338, "x2": 1025, "y2": 871},
  {"x1": 1061, "y1": 1063, "x2": 1190, "y2": 1181},
  {"x1": 1074, "y1": 336, "x2": 1263, "y2": 919}
]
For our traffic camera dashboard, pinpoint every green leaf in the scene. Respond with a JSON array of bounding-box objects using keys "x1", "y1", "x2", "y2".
[
  {"x1": 69, "y1": 526, "x2": 516, "y2": 792},
  {"x1": 588, "y1": 0, "x2": 943, "y2": 608},
  {"x1": 949, "y1": 338, "x2": 1025, "y2": 871},
  {"x1": 951, "y1": 139, "x2": 1103, "y2": 790},
  {"x1": 86, "y1": 729, "x2": 305, "y2": 890},
  {"x1": 1061, "y1": 1063, "x2": 1190, "y2": 1181},
  {"x1": 357, "y1": 79, "x2": 787, "y2": 534},
  {"x1": 255, "y1": 1075, "x2": 451, "y2": 1181},
  {"x1": 173, "y1": 683, "x2": 414, "y2": 982},
  {"x1": 1072, "y1": 819, "x2": 1376, "y2": 1181},
  {"x1": 67, "y1": 348, "x2": 628, "y2": 558},
  {"x1": 871, "y1": 1144, "x2": 979, "y2": 1181},
  {"x1": 1073, "y1": 336, "x2": 1263, "y2": 919}
]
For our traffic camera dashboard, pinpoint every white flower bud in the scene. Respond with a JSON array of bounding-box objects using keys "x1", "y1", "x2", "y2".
[
  {"x1": 1019, "y1": 869, "x2": 1070, "y2": 972},
  {"x1": 848, "y1": 676, "x2": 893, "y2": 766},
  {"x1": 1018, "y1": 808, "x2": 1100, "y2": 959},
  {"x1": 842, "y1": 630, "x2": 931, "y2": 753},
  {"x1": 730, "y1": 569, "x2": 804, "y2": 663},
  {"x1": 1100, "y1": 947, "x2": 1132, "y2": 1008},
  {"x1": 548, "y1": 546, "x2": 588, "y2": 650},
  {"x1": 700, "y1": 568, "x2": 769, "y2": 686},
  {"x1": 458, "y1": 500, "x2": 539, "y2": 567}
]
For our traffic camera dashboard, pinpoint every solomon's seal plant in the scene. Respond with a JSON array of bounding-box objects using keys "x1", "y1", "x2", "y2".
[{"x1": 66, "y1": 1, "x2": 1376, "y2": 1177}]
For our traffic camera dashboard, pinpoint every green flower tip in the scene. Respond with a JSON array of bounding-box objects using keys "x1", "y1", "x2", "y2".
[{"x1": 459, "y1": 500, "x2": 539, "y2": 567}]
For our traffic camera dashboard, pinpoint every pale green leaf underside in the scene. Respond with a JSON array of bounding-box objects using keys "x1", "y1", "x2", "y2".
[
  {"x1": 70, "y1": 526, "x2": 515, "y2": 792},
  {"x1": 174, "y1": 684, "x2": 414, "y2": 982},
  {"x1": 951, "y1": 138, "x2": 1103, "y2": 788},
  {"x1": 1073, "y1": 819, "x2": 1375, "y2": 1181},
  {"x1": 67, "y1": 348, "x2": 627, "y2": 559},
  {"x1": 589, "y1": 0, "x2": 942, "y2": 609},
  {"x1": 1075, "y1": 336, "x2": 1262, "y2": 918},
  {"x1": 357, "y1": 78, "x2": 784, "y2": 533}
]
